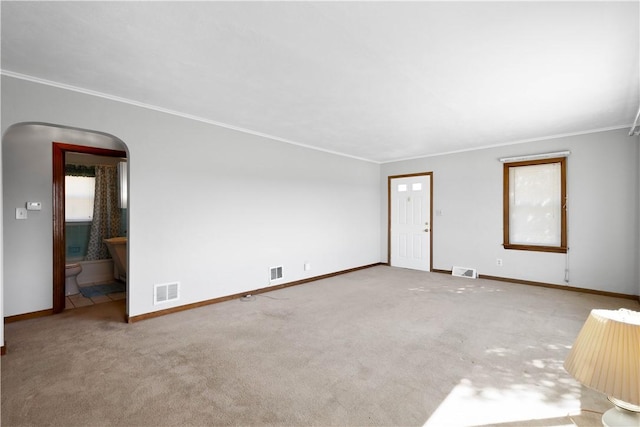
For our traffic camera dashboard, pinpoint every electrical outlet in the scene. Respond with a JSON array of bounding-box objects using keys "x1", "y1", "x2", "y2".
[
  {"x1": 496, "y1": 258, "x2": 503, "y2": 267},
  {"x1": 16, "y1": 208, "x2": 27, "y2": 220},
  {"x1": 304, "y1": 263, "x2": 311, "y2": 271}
]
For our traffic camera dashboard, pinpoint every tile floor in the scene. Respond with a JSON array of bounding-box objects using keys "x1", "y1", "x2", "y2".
[{"x1": 65, "y1": 282, "x2": 126, "y2": 309}]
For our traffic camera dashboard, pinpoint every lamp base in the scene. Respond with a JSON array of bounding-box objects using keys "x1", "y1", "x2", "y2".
[{"x1": 602, "y1": 406, "x2": 640, "y2": 427}]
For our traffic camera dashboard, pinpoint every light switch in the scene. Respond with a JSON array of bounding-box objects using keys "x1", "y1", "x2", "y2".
[{"x1": 16, "y1": 208, "x2": 27, "y2": 220}]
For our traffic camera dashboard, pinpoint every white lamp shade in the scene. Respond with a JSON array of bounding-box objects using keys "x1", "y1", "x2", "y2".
[{"x1": 564, "y1": 309, "x2": 640, "y2": 407}]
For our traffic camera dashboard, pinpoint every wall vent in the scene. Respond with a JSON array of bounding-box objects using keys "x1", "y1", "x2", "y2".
[
  {"x1": 154, "y1": 282, "x2": 180, "y2": 305},
  {"x1": 270, "y1": 266, "x2": 283, "y2": 282},
  {"x1": 452, "y1": 266, "x2": 477, "y2": 279}
]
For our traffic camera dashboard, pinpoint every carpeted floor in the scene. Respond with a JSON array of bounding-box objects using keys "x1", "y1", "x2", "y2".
[{"x1": 2, "y1": 266, "x2": 639, "y2": 426}]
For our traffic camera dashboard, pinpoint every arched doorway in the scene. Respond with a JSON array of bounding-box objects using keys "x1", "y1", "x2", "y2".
[{"x1": 2, "y1": 123, "x2": 129, "y2": 317}]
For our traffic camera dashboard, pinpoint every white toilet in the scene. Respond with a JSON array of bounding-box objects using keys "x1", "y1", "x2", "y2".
[{"x1": 65, "y1": 263, "x2": 82, "y2": 296}]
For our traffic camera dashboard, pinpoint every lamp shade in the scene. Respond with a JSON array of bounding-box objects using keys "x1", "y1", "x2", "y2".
[{"x1": 564, "y1": 309, "x2": 640, "y2": 408}]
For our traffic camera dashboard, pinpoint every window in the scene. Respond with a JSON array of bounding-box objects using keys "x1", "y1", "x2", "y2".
[
  {"x1": 503, "y1": 157, "x2": 567, "y2": 253},
  {"x1": 65, "y1": 176, "x2": 95, "y2": 221}
]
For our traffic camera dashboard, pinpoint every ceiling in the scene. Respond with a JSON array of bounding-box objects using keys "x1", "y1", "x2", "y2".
[{"x1": 2, "y1": 1, "x2": 638, "y2": 163}]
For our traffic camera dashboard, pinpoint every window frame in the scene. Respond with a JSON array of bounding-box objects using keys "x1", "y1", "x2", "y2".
[{"x1": 503, "y1": 157, "x2": 567, "y2": 253}]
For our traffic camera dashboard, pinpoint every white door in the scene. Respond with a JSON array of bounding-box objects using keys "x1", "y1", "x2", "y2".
[{"x1": 390, "y1": 175, "x2": 431, "y2": 271}]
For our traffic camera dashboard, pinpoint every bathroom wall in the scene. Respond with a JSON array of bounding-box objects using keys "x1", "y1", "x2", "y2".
[
  {"x1": 380, "y1": 128, "x2": 640, "y2": 296},
  {"x1": 66, "y1": 223, "x2": 91, "y2": 260},
  {"x1": 2, "y1": 75, "x2": 381, "y2": 318},
  {"x1": 66, "y1": 216, "x2": 127, "y2": 260}
]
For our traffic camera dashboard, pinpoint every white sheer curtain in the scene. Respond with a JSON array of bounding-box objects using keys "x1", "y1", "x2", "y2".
[
  {"x1": 86, "y1": 165, "x2": 121, "y2": 260},
  {"x1": 509, "y1": 162, "x2": 561, "y2": 246}
]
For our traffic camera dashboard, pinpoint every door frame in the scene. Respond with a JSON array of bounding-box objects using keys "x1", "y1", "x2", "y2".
[
  {"x1": 52, "y1": 142, "x2": 127, "y2": 313},
  {"x1": 387, "y1": 172, "x2": 434, "y2": 269}
]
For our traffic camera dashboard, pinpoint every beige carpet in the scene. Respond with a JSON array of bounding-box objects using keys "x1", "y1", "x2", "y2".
[{"x1": 2, "y1": 266, "x2": 639, "y2": 426}]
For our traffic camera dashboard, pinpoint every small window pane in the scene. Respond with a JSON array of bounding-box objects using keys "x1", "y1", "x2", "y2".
[
  {"x1": 398, "y1": 184, "x2": 408, "y2": 192},
  {"x1": 65, "y1": 176, "x2": 95, "y2": 221},
  {"x1": 412, "y1": 183, "x2": 422, "y2": 191}
]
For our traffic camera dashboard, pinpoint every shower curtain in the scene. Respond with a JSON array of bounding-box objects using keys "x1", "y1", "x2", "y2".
[{"x1": 86, "y1": 165, "x2": 121, "y2": 260}]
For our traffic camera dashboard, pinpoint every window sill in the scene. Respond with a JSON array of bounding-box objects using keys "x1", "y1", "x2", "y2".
[{"x1": 503, "y1": 244, "x2": 568, "y2": 254}]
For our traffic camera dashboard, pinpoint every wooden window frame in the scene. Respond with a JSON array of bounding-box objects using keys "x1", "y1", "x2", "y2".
[{"x1": 503, "y1": 157, "x2": 567, "y2": 253}]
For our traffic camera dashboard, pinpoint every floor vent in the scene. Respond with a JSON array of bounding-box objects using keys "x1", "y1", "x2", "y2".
[
  {"x1": 154, "y1": 282, "x2": 180, "y2": 305},
  {"x1": 270, "y1": 266, "x2": 283, "y2": 282},
  {"x1": 452, "y1": 266, "x2": 478, "y2": 279}
]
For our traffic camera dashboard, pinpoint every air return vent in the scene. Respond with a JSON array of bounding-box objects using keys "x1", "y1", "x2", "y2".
[
  {"x1": 270, "y1": 266, "x2": 283, "y2": 282},
  {"x1": 154, "y1": 282, "x2": 180, "y2": 305},
  {"x1": 452, "y1": 266, "x2": 477, "y2": 279}
]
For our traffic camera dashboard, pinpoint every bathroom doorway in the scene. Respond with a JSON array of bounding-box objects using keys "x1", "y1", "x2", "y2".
[{"x1": 52, "y1": 142, "x2": 127, "y2": 314}]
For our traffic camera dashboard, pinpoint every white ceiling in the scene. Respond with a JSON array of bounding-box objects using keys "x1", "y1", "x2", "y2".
[{"x1": 2, "y1": 1, "x2": 638, "y2": 163}]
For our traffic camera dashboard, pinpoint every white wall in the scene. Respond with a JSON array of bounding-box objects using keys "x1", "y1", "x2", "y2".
[
  {"x1": 2, "y1": 123, "x2": 126, "y2": 316},
  {"x1": 2, "y1": 75, "x2": 381, "y2": 318},
  {"x1": 2, "y1": 73, "x2": 636, "y2": 329},
  {"x1": 0, "y1": 73, "x2": 3, "y2": 349},
  {"x1": 381, "y1": 129, "x2": 640, "y2": 296}
]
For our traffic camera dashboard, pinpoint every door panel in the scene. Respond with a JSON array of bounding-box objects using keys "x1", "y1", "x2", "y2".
[{"x1": 390, "y1": 175, "x2": 431, "y2": 271}]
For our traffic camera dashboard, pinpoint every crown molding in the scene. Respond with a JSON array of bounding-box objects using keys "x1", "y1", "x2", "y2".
[
  {"x1": 381, "y1": 124, "x2": 633, "y2": 164},
  {"x1": 3, "y1": 70, "x2": 633, "y2": 166},
  {"x1": 0, "y1": 70, "x2": 379, "y2": 164}
]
